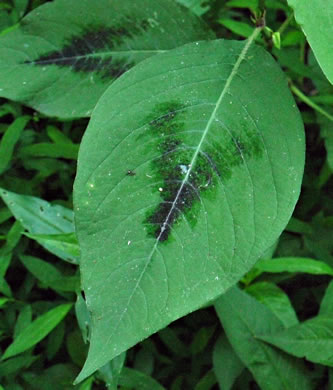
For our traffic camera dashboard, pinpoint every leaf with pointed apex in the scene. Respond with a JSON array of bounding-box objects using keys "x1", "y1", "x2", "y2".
[
  {"x1": 0, "y1": 0, "x2": 213, "y2": 118},
  {"x1": 73, "y1": 34, "x2": 305, "y2": 382}
]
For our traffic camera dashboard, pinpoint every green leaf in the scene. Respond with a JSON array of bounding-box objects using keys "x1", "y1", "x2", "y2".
[
  {"x1": 19, "y1": 255, "x2": 79, "y2": 292},
  {"x1": 1, "y1": 303, "x2": 72, "y2": 360},
  {"x1": 0, "y1": 189, "x2": 73, "y2": 234},
  {"x1": 97, "y1": 353, "x2": 126, "y2": 390},
  {"x1": 22, "y1": 363, "x2": 78, "y2": 390},
  {"x1": 75, "y1": 293, "x2": 92, "y2": 344},
  {"x1": 24, "y1": 232, "x2": 80, "y2": 264},
  {"x1": 226, "y1": 0, "x2": 258, "y2": 9},
  {"x1": 0, "y1": 355, "x2": 38, "y2": 378},
  {"x1": 0, "y1": 116, "x2": 30, "y2": 175},
  {"x1": 158, "y1": 328, "x2": 188, "y2": 357},
  {"x1": 287, "y1": 0, "x2": 333, "y2": 84},
  {"x1": 259, "y1": 315, "x2": 333, "y2": 367},
  {"x1": 246, "y1": 282, "x2": 298, "y2": 327},
  {"x1": 0, "y1": 297, "x2": 11, "y2": 308},
  {"x1": 46, "y1": 321, "x2": 65, "y2": 361},
  {"x1": 0, "y1": 188, "x2": 77, "y2": 263},
  {"x1": 218, "y1": 19, "x2": 254, "y2": 38},
  {"x1": 320, "y1": 280, "x2": 333, "y2": 316},
  {"x1": 78, "y1": 377, "x2": 94, "y2": 390},
  {"x1": 213, "y1": 335, "x2": 244, "y2": 390},
  {"x1": 254, "y1": 257, "x2": 333, "y2": 276},
  {"x1": 0, "y1": 0, "x2": 213, "y2": 118},
  {"x1": 175, "y1": 0, "x2": 211, "y2": 15},
  {"x1": 215, "y1": 287, "x2": 312, "y2": 390},
  {"x1": 0, "y1": 220, "x2": 23, "y2": 277},
  {"x1": 74, "y1": 33, "x2": 305, "y2": 381},
  {"x1": 14, "y1": 304, "x2": 32, "y2": 339},
  {"x1": 18, "y1": 142, "x2": 79, "y2": 160},
  {"x1": 194, "y1": 370, "x2": 216, "y2": 390},
  {"x1": 320, "y1": 114, "x2": 333, "y2": 171},
  {"x1": 190, "y1": 326, "x2": 215, "y2": 355},
  {"x1": 66, "y1": 330, "x2": 88, "y2": 366},
  {"x1": 118, "y1": 367, "x2": 166, "y2": 390},
  {"x1": 286, "y1": 217, "x2": 312, "y2": 235}
]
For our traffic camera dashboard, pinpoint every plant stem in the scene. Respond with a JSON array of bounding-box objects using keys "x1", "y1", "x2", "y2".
[
  {"x1": 290, "y1": 84, "x2": 333, "y2": 122},
  {"x1": 277, "y1": 12, "x2": 294, "y2": 35}
]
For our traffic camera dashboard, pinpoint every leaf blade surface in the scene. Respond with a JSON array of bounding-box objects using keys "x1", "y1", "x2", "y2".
[
  {"x1": 74, "y1": 35, "x2": 305, "y2": 381},
  {"x1": 287, "y1": 0, "x2": 333, "y2": 84},
  {"x1": 0, "y1": 0, "x2": 213, "y2": 118}
]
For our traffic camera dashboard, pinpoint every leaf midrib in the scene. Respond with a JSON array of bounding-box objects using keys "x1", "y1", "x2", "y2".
[
  {"x1": 29, "y1": 49, "x2": 169, "y2": 66},
  {"x1": 108, "y1": 27, "x2": 262, "y2": 346}
]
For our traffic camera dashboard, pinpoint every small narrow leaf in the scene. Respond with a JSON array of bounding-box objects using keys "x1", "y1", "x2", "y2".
[
  {"x1": 74, "y1": 33, "x2": 304, "y2": 381},
  {"x1": 2, "y1": 303, "x2": 72, "y2": 360},
  {"x1": 320, "y1": 280, "x2": 333, "y2": 316},
  {"x1": 254, "y1": 257, "x2": 333, "y2": 276},
  {"x1": 287, "y1": 0, "x2": 333, "y2": 84},
  {"x1": 14, "y1": 304, "x2": 32, "y2": 339},
  {"x1": 0, "y1": 0, "x2": 213, "y2": 118},
  {"x1": 213, "y1": 335, "x2": 244, "y2": 390},
  {"x1": 97, "y1": 353, "x2": 126, "y2": 390},
  {"x1": 0, "y1": 116, "x2": 30, "y2": 175}
]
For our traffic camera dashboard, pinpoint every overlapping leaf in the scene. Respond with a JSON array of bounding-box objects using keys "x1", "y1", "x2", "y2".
[
  {"x1": 0, "y1": 0, "x2": 213, "y2": 118},
  {"x1": 0, "y1": 188, "x2": 78, "y2": 263},
  {"x1": 215, "y1": 287, "x2": 312, "y2": 390},
  {"x1": 74, "y1": 35, "x2": 304, "y2": 381},
  {"x1": 287, "y1": 0, "x2": 333, "y2": 84},
  {"x1": 259, "y1": 316, "x2": 333, "y2": 367}
]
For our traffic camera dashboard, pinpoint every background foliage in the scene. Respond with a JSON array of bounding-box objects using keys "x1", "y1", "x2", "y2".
[{"x1": 0, "y1": 0, "x2": 332, "y2": 389}]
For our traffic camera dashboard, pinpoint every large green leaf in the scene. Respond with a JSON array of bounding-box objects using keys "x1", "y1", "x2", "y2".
[
  {"x1": 74, "y1": 32, "x2": 305, "y2": 381},
  {"x1": 287, "y1": 0, "x2": 333, "y2": 84},
  {"x1": 0, "y1": 0, "x2": 213, "y2": 118},
  {"x1": 215, "y1": 287, "x2": 312, "y2": 390}
]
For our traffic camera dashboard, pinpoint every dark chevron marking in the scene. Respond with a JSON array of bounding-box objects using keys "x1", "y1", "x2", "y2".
[
  {"x1": 23, "y1": 20, "x2": 151, "y2": 79},
  {"x1": 142, "y1": 101, "x2": 264, "y2": 242}
]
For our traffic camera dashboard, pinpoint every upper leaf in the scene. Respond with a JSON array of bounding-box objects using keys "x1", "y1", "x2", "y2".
[
  {"x1": 287, "y1": 0, "x2": 333, "y2": 84},
  {"x1": 74, "y1": 35, "x2": 305, "y2": 381},
  {"x1": 0, "y1": 0, "x2": 213, "y2": 118}
]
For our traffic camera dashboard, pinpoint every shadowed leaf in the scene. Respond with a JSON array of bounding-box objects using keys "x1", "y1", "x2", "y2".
[{"x1": 0, "y1": 0, "x2": 213, "y2": 118}]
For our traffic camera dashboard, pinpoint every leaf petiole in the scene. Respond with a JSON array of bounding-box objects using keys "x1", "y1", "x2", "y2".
[{"x1": 290, "y1": 84, "x2": 333, "y2": 122}]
